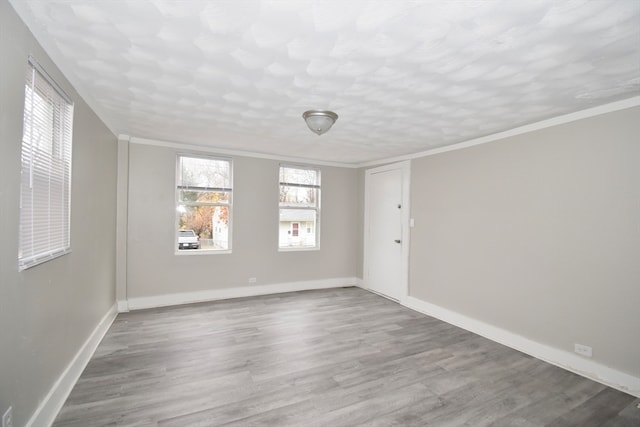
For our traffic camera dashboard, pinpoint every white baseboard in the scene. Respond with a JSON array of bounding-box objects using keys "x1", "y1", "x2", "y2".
[
  {"x1": 26, "y1": 303, "x2": 118, "y2": 427},
  {"x1": 117, "y1": 299, "x2": 129, "y2": 313},
  {"x1": 404, "y1": 296, "x2": 640, "y2": 398},
  {"x1": 126, "y1": 277, "x2": 360, "y2": 311}
]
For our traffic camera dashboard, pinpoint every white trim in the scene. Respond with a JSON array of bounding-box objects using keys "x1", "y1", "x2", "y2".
[
  {"x1": 404, "y1": 296, "x2": 640, "y2": 398},
  {"x1": 363, "y1": 161, "x2": 411, "y2": 305},
  {"x1": 26, "y1": 304, "x2": 118, "y2": 427},
  {"x1": 174, "y1": 249, "x2": 232, "y2": 256},
  {"x1": 125, "y1": 135, "x2": 358, "y2": 168},
  {"x1": 120, "y1": 98, "x2": 640, "y2": 169},
  {"x1": 117, "y1": 300, "x2": 129, "y2": 313},
  {"x1": 115, "y1": 137, "x2": 129, "y2": 309},
  {"x1": 277, "y1": 246, "x2": 321, "y2": 253},
  {"x1": 126, "y1": 277, "x2": 359, "y2": 310},
  {"x1": 19, "y1": 248, "x2": 72, "y2": 272},
  {"x1": 358, "y1": 96, "x2": 640, "y2": 168}
]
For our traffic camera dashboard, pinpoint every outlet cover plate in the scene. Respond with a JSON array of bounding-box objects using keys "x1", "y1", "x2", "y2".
[{"x1": 574, "y1": 343, "x2": 593, "y2": 358}]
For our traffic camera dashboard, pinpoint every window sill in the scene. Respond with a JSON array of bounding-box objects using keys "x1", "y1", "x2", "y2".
[
  {"x1": 278, "y1": 246, "x2": 320, "y2": 253},
  {"x1": 174, "y1": 249, "x2": 232, "y2": 256},
  {"x1": 19, "y1": 248, "x2": 72, "y2": 271}
]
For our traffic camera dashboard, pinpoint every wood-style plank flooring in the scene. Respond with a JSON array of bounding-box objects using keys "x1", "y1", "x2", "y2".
[{"x1": 54, "y1": 287, "x2": 639, "y2": 426}]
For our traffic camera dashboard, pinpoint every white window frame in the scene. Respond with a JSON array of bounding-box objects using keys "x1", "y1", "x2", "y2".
[
  {"x1": 175, "y1": 153, "x2": 233, "y2": 255},
  {"x1": 279, "y1": 164, "x2": 321, "y2": 251},
  {"x1": 18, "y1": 56, "x2": 74, "y2": 271}
]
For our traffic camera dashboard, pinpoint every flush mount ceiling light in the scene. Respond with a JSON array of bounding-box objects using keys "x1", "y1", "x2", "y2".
[{"x1": 302, "y1": 110, "x2": 338, "y2": 136}]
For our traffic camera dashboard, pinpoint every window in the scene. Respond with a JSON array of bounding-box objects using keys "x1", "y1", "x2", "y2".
[
  {"x1": 19, "y1": 56, "x2": 74, "y2": 271},
  {"x1": 279, "y1": 165, "x2": 320, "y2": 249},
  {"x1": 176, "y1": 154, "x2": 232, "y2": 252}
]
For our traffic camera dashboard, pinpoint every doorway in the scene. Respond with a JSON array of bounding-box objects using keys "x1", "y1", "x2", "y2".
[{"x1": 363, "y1": 161, "x2": 410, "y2": 302}]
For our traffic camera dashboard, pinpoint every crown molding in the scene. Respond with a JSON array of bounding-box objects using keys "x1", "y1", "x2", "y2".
[
  {"x1": 122, "y1": 97, "x2": 639, "y2": 170},
  {"x1": 124, "y1": 135, "x2": 359, "y2": 168},
  {"x1": 357, "y1": 96, "x2": 640, "y2": 168}
]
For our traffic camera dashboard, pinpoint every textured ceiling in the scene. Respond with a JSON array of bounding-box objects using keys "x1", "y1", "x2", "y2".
[{"x1": 9, "y1": 0, "x2": 640, "y2": 165}]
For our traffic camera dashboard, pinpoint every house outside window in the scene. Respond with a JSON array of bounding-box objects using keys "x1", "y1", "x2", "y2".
[
  {"x1": 279, "y1": 165, "x2": 320, "y2": 250},
  {"x1": 176, "y1": 154, "x2": 232, "y2": 253}
]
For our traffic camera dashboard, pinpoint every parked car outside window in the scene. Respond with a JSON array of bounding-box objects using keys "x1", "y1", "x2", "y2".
[{"x1": 178, "y1": 229, "x2": 200, "y2": 250}]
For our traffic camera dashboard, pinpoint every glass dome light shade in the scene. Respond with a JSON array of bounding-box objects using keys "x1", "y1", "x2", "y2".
[{"x1": 302, "y1": 110, "x2": 338, "y2": 136}]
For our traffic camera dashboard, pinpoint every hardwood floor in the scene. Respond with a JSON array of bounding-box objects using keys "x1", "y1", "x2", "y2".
[{"x1": 53, "y1": 287, "x2": 639, "y2": 426}]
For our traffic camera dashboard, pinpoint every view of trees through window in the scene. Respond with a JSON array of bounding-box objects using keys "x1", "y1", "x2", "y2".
[
  {"x1": 279, "y1": 165, "x2": 320, "y2": 249},
  {"x1": 176, "y1": 155, "x2": 231, "y2": 251}
]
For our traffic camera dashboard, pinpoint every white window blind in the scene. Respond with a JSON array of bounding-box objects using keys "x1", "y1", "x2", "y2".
[{"x1": 19, "y1": 56, "x2": 74, "y2": 271}]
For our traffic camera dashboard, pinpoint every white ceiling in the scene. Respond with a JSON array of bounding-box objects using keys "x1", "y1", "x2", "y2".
[{"x1": 9, "y1": 0, "x2": 640, "y2": 165}]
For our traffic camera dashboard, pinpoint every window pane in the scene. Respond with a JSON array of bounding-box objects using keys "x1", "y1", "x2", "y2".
[
  {"x1": 179, "y1": 156, "x2": 230, "y2": 189},
  {"x1": 177, "y1": 155, "x2": 231, "y2": 253},
  {"x1": 280, "y1": 166, "x2": 318, "y2": 186},
  {"x1": 279, "y1": 185, "x2": 317, "y2": 207},
  {"x1": 278, "y1": 165, "x2": 320, "y2": 250},
  {"x1": 279, "y1": 209, "x2": 316, "y2": 248},
  {"x1": 178, "y1": 205, "x2": 229, "y2": 250}
]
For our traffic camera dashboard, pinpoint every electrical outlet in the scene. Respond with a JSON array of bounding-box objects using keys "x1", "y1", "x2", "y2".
[
  {"x1": 2, "y1": 406, "x2": 13, "y2": 427},
  {"x1": 248, "y1": 277, "x2": 257, "y2": 283},
  {"x1": 574, "y1": 343, "x2": 593, "y2": 358}
]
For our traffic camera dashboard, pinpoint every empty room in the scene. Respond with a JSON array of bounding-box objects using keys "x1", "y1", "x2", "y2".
[{"x1": 1, "y1": 0, "x2": 639, "y2": 426}]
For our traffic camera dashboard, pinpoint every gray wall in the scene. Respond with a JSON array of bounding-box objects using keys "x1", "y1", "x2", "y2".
[
  {"x1": 0, "y1": 1, "x2": 118, "y2": 425},
  {"x1": 409, "y1": 107, "x2": 640, "y2": 377},
  {"x1": 126, "y1": 143, "x2": 360, "y2": 298}
]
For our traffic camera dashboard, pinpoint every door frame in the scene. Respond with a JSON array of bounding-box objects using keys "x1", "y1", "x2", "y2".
[{"x1": 363, "y1": 160, "x2": 411, "y2": 304}]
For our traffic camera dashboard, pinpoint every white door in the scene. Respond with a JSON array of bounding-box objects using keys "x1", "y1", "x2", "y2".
[{"x1": 364, "y1": 162, "x2": 409, "y2": 301}]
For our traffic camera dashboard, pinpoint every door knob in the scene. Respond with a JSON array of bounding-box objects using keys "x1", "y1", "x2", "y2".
[{"x1": 394, "y1": 239, "x2": 401, "y2": 244}]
